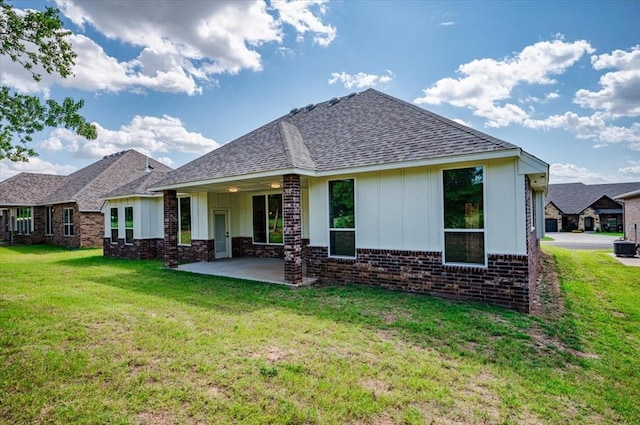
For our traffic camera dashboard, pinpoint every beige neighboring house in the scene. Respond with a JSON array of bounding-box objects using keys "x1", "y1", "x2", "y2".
[
  {"x1": 616, "y1": 189, "x2": 640, "y2": 244},
  {"x1": 0, "y1": 150, "x2": 171, "y2": 248}
]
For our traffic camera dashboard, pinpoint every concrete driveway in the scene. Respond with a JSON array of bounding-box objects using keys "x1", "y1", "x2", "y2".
[{"x1": 542, "y1": 232, "x2": 619, "y2": 250}]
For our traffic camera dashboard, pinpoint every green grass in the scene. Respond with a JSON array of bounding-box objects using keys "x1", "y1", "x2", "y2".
[
  {"x1": 594, "y1": 232, "x2": 623, "y2": 237},
  {"x1": 542, "y1": 236, "x2": 555, "y2": 241},
  {"x1": 1, "y1": 245, "x2": 638, "y2": 424}
]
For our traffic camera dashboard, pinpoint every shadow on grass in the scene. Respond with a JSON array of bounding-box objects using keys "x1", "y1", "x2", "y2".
[{"x1": 50, "y1": 250, "x2": 591, "y2": 378}]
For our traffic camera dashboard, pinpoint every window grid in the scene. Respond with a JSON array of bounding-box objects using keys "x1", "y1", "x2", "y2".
[{"x1": 63, "y1": 208, "x2": 74, "y2": 236}]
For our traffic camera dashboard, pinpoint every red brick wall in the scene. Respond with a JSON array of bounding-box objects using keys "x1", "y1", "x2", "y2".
[
  {"x1": 306, "y1": 246, "x2": 531, "y2": 312},
  {"x1": 623, "y1": 196, "x2": 640, "y2": 243}
]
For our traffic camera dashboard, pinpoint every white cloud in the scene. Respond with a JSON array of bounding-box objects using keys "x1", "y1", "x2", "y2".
[
  {"x1": 549, "y1": 163, "x2": 618, "y2": 184},
  {"x1": 156, "y1": 157, "x2": 175, "y2": 167},
  {"x1": 574, "y1": 45, "x2": 640, "y2": 117},
  {"x1": 451, "y1": 118, "x2": 471, "y2": 127},
  {"x1": 328, "y1": 70, "x2": 394, "y2": 89},
  {"x1": 272, "y1": 0, "x2": 336, "y2": 47},
  {"x1": 0, "y1": 157, "x2": 77, "y2": 181},
  {"x1": 1, "y1": 1, "x2": 335, "y2": 95},
  {"x1": 40, "y1": 115, "x2": 219, "y2": 159},
  {"x1": 440, "y1": 21, "x2": 455, "y2": 26},
  {"x1": 619, "y1": 160, "x2": 640, "y2": 177},
  {"x1": 414, "y1": 38, "x2": 594, "y2": 127}
]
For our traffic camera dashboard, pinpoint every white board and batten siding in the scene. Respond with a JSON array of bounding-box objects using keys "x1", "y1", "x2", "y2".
[
  {"x1": 307, "y1": 158, "x2": 528, "y2": 257},
  {"x1": 103, "y1": 197, "x2": 163, "y2": 239}
]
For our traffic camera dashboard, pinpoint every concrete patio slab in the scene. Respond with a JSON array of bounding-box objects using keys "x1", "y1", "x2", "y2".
[
  {"x1": 607, "y1": 253, "x2": 640, "y2": 267},
  {"x1": 176, "y1": 257, "x2": 318, "y2": 286}
]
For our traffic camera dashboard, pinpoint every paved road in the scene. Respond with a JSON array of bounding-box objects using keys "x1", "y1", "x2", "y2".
[{"x1": 541, "y1": 232, "x2": 619, "y2": 250}]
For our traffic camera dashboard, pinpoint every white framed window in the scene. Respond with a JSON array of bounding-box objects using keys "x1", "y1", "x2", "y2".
[
  {"x1": 45, "y1": 206, "x2": 54, "y2": 235},
  {"x1": 16, "y1": 207, "x2": 32, "y2": 234},
  {"x1": 328, "y1": 179, "x2": 355, "y2": 258},
  {"x1": 178, "y1": 197, "x2": 191, "y2": 245},
  {"x1": 110, "y1": 207, "x2": 119, "y2": 243},
  {"x1": 442, "y1": 166, "x2": 485, "y2": 266},
  {"x1": 124, "y1": 206, "x2": 133, "y2": 244},
  {"x1": 252, "y1": 193, "x2": 283, "y2": 244},
  {"x1": 63, "y1": 208, "x2": 74, "y2": 236}
]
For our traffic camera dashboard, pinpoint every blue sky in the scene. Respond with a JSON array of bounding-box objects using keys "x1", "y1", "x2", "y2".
[{"x1": 1, "y1": 0, "x2": 638, "y2": 184}]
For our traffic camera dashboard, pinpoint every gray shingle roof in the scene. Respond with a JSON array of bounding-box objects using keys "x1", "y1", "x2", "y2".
[
  {"x1": 102, "y1": 171, "x2": 170, "y2": 199},
  {"x1": 155, "y1": 89, "x2": 520, "y2": 187},
  {"x1": 1, "y1": 150, "x2": 172, "y2": 211},
  {"x1": 0, "y1": 173, "x2": 68, "y2": 206},
  {"x1": 546, "y1": 182, "x2": 640, "y2": 214}
]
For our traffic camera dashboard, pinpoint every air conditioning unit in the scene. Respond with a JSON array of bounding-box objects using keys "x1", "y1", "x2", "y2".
[{"x1": 613, "y1": 240, "x2": 637, "y2": 257}]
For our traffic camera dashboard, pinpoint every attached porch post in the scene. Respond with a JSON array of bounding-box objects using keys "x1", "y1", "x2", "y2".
[
  {"x1": 163, "y1": 189, "x2": 178, "y2": 268},
  {"x1": 283, "y1": 174, "x2": 303, "y2": 285}
]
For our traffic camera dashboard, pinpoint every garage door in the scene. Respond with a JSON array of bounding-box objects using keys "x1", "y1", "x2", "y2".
[{"x1": 545, "y1": 218, "x2": 558, "y2": 232}]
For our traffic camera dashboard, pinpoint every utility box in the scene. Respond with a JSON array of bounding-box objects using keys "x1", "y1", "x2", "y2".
[{"x1": 613, "y1": 240, "x2": 637, "y2": 257}]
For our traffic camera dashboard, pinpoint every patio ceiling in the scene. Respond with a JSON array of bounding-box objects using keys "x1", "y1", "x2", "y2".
[{"x1": 168, "y1": 175, "x2": 310, "y2": 194}]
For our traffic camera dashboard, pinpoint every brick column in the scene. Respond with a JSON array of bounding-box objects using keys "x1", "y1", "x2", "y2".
[
  {"x1": 164, "y1": 190, "x2": 178, "y2": 268},
  {"x1": 283, "y1": 174, "x2": 302, "y2": 285}
]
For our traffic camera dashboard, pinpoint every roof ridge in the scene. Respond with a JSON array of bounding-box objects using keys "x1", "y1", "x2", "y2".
[
  {"x1": 278, "y1": 121, "x2": 316, "y2": 170},
  {"x1": 71, "y1": 150, "x2": 138, "y2": 202}
]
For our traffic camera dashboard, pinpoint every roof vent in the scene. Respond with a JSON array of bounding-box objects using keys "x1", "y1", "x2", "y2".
[
  {"x1": 289, "y1": 107, "x2": 300, "y2": 115},
  {"x1": 327, "y1": 97, "x2": 340, "y2": 106},
  {"x1": 304, "y1": 103, "x2": 316, "y2": 112},
  {"x1": 346, "y1": 92, "x2": 357, "y2": 99}
]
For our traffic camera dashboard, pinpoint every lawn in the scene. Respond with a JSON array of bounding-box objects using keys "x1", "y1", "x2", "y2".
[{"x1": 1, "y1": 246, "x2": 638, "y2": 424}]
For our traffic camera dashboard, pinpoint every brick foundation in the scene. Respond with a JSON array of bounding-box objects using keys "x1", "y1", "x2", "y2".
[
  {"x1": 232, "y1": 237, "x2": 284, "y2": 258},
  {"x1": 103, "y1": 238, "x2": 164, "y2": 259},
  {"x1": 306, "y1": 246, "x2": 531, "y2": 312},
  {"x1": 178, "y1": 239, "x2": 215, "y2": 263}
]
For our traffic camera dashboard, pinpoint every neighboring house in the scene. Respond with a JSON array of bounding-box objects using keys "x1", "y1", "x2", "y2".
[
  {"x1": 104, "y1": 88, "x2": 547, "y2": 312},
  {"x1": 616, "y1": 189, "x2": 640, "y2": 244},
  {"x1": 0, "y1": 150, "x2": 171, "y2": 248},
  {"x1": 545, "y1": 182, "x2": 640, "y2": 232}
]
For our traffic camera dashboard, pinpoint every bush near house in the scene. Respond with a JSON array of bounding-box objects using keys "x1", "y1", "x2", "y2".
[{"x1": 0, "y1": 245, "x2": 638, "y2": 424}]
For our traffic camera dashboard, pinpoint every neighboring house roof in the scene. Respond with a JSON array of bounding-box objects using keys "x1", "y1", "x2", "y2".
[
  {"x1": 38, "y1": 150, "x2": 172, "y2": 211},
  {"x1": 616, "y1": 189, "x2": 640, "y2": 200},
  {"x1": 0, "y1": 173, "x2": 68, "y2": 206},
  {"x1": 546, "y1": 182, "x2": 640, "y2": 214},
  {"x1": 102, "y1": 171, "x2": 170, "y2": 200},
  {"x1": 0, "y1": 150, "x2": 172, "y2": 212},
  {"x1": 154, "y1": 89, "x2": 533, "y2": 189}
]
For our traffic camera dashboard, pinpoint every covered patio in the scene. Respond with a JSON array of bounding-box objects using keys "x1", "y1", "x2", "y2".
[{"x1": 176, "y1": 257, "x2": 318, "y2": 287}]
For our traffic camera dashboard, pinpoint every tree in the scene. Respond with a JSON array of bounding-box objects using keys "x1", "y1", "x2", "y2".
[{"x1": 0, "y1": 0, "x2": 96, "y2": 162}]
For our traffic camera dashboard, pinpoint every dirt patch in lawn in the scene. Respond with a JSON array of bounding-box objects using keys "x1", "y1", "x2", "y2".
[{"x1": 530, "y1": 252, "x2": 565, "y2": 319}]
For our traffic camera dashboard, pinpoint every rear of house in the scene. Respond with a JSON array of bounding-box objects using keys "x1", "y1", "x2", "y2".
[{"x1": 105, "y1": 89, "x2": 548, "y2": 312}]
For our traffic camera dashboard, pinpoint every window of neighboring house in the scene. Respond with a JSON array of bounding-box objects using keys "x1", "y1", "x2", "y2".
[
  {"x1": 45, "y1": 206, "x2": 54, "y2": 235},
  {"x1": 178, "y1": 197, "x2": 191, "y2": 245},
  {"x1": 63, "y1": 207, "x2": 74, "y2": 236},
  {"x1": 16, "y1": 207, "x2": 32, "y2": 234},
  {"x1": 252, "y1": 194, "x2": 283, "y2": 244},
  {"x1": 125, "y1": 206, "x2": 133, "y2": 244},
  {"x1": 328, "y1": 179, "x2": 355, "y2": 258},
  {"x1": 443, "y1": 166, "x2": 485, "y2": 266},
  {"x1": 110, "y1": 207, "x2": 118, "y2": 243}
]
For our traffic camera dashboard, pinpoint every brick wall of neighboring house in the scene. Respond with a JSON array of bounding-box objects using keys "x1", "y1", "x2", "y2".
[
  {"x1": 623, "y1": 196, "x2": 640, "y2": 243},
  {"x1": 305, "y1": 247, "x2": 531, "y2": 312},
  {"x1": 48, "y1": 203, "x2": 81, "y2": 248},
  {"x1": 178, "y1": 239, "x2": 215, "y2": 263},
  {"x1": 544, "y1": 203, "x2": 563, "y2": 231},
  {"x1": 0, "y1": 211, "x2": 5, "y2": 240},
  {"x1": 103, "y1": 238, "x2": 164, "y2": 259},
  {"x1": 578, "y1": 207, "x2": 600, "y2": 231},
  {"x1": 78, "y1": 212, "x2": 104, "y2": 247}
]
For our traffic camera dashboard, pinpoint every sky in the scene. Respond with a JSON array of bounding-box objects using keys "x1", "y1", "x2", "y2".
[{"x1": 1, "y1": 0, "x2": 639, "y2": 184}]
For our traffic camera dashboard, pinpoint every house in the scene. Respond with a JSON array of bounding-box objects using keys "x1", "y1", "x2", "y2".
[
  {"x1": 0, "y1": 150, "x2": 171, "y2": 248},
  {"x1": 616, "y1": 189, "x2": 640, "y2": 244},
  {"x1": 105, "y1": 89, "x2": 549, "y2": 312},
  {"x1": 545, "y1": 182, "x2": 640, "y2": 232}
]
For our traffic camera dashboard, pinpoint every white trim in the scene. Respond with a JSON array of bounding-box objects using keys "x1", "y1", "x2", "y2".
[
  {"x1": 212, "y1": 209, "x2": 231, "y2": 259},
  {"x1": 62, "y1": 207, "x2": 74, "y2": 237},
  {"x1": 441, "y1": 165, "x2": 487, "y2": 267},
  {"x1": 149, "y1": 150, "x2": 522, "y2": 192}
]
